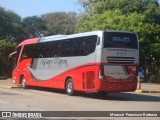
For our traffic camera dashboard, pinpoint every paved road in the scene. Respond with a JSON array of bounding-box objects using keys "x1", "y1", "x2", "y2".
[
  {"x1": 0, "y1": 87, "x2": 160, "y2": 111},
  {"x1": 0, "y1": 87, "x2": 160, "y2": 119}
]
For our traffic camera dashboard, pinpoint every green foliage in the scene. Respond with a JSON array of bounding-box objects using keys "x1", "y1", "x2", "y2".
[
  {"x1": 77, "y1": 10, "x2": 143, "y2": 32},
  {"x1": 0, "y1": 5, "x2": 78, "y2": 42},
  {"x1": 0, "y1": 6, "x2": 22, "y2": 42},
  {"x1": 0, "y1": 40, "x2": 16, "y2": 62},
  {"x1": 77, "y1": 0, "x2": 160, "y2": 82},
  {"x1": 41, "y1": 12, "x2": 77, "y2": 35},
  {"x1": 0, "y1": 40, "x2": 16, "y2": 76},
  {"x1": 22, "y1": 16, "x2": 47, "y2": 38},
  {"x1": 78, "y1": 0, "x2": 159, "y2": 14}
]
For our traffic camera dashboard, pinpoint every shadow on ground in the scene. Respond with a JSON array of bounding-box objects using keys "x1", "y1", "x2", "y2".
[{"x1": 26, "y1": 86, "x2": 160, "y2": 102}]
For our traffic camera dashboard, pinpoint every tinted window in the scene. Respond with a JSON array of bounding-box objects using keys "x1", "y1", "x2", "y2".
[
  {"x1": 42, "y1": 35, "x2": 97, "y2": 57},
  {"x1": 21, "y1": 35, "x2": 97, "y2": 59},
  {"x1": 104, "y1": 32, "x2": 138, "y2": 49},
  {"x1": 59, "y1": 39, "x2": 77, "y2": 57},
  {"x1": 21, "y1": 44, "x2": 39, "y2": 60},
  {"x1": 75, "y1": 35, "x2": 97, "y2": 56},
  {"x1": 44, "y1": 40, "x2": 61, "y2": 57}
]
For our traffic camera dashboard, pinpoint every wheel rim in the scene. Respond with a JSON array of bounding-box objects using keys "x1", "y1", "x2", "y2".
[{"x1": 67, "y1": 81, "x2": 73, "y2": 93}]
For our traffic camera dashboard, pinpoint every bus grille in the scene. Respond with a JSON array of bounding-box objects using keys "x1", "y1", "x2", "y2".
[{"x1": 106, "y1": 57, "x2": 135, "y2": 64}]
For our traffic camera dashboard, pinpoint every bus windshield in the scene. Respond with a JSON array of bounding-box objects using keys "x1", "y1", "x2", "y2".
[{"x1": 104, "y1": 32, "x2": 138, "y2": 49}]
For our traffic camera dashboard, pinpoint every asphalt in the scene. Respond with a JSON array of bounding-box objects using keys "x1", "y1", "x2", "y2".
[{"x1": 0, "y1": 78, "x2": 160, "y2": 93}]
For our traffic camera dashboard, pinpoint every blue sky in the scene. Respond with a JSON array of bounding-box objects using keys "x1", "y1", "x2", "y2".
[
  {"x1": 0, "y1": 0, "x2": 160, "y2": 18},
  {"x1": 0, "y1": 0, "x2": 81, "y2": 18}
]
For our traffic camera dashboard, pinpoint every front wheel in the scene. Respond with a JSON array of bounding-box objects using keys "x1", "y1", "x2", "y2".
[
  {"x1": 66, "y1": 78, "x2": 74, "y2": 96},
  {"x1": 21, "y1": 76, "x2": 27, "y2": 89}
]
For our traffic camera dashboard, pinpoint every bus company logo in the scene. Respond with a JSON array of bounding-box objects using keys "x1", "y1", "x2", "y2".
[
  {"x1": 2, "y1": 112, "x2": 11, "y2": 117},
  {"x1": 40, "y1": 55, "x2": 68, "y2": 68}
]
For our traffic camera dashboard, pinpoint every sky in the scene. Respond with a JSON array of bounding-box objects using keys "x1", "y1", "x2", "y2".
[
  {"x1": 0, "y1": 0, "x2": 81, "y2": 18},
  {"x1": 0, "y1": 0, "x2": 160, "y2": 18}
]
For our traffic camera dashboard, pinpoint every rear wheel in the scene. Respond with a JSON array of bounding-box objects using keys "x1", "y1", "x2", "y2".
[
  {"x1": 66, "y1": 78, "x2": 74, "y2": 95},
  {"x1": 21, "y1": 76, "x2": 27, "y2": 89}
]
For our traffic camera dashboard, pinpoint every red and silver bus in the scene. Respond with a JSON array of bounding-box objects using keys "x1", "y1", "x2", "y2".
[{"x1": 9, "y1": 30, "x2": 139, "y2": 95}]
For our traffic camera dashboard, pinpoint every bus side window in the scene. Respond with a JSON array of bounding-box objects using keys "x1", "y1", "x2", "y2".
[
  {"x1": 69, "y1": 40, "x2": 77, "y2": 56},
  {"x1": 44, "y1": 41, "x2": 61, "y2": 58},
  {"x1": 38, "y1": 43, "x2": 45, "y2": 58},
  {"x1": 21, "y1": 46, "x2": 29, "y2": 61},
  {"x1": 60, "y1": 39, "x2": 76, "y2": 57},
  {"x1": 21, "y1": 45, "x2": 37, "y2": 60},
  {"x1": 32, "y1": 44, "x2": 39, "y2": 58},
  {"x1": 14, "y1": 47, "x2": 21, "y2": 66},
  {"x1": 75, "y1": 35, "x2": 97, "y2": 56}
]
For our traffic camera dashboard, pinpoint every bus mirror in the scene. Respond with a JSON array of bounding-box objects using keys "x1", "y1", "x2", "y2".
[
  {"x1": 97, "y1": 37, "x2": 100, "y2": 45},
  {"x1": 9, "y1": 51, "x2": 17, "y2": 58},
  {"x1": 8, "y1": 51, "x2": 17, "y2": 61}
]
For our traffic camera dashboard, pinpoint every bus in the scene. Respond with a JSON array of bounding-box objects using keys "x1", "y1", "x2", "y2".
[{"x1": 9, "y1": 30, "x2": 139, "y2": 95}]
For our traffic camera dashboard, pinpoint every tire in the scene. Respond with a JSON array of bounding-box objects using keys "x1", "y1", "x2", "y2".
[
  {"x1": 21, "y1": 76, "x2": 27, "y2": 89},
  {"x1": 66, "y1": 78, "x2": 74, "y2": 96}
]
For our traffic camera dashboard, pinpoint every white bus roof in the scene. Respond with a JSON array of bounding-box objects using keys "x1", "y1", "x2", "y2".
[
  {"x1": 39, "y1": 31, "x2": 101, "y2": 43},
  {"x1": 38, "y1": 30, "x2": 134, "y2": 43}
]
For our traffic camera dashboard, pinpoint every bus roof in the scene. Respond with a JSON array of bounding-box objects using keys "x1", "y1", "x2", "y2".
[
  {"x1": 39, "y1": 31, "x2": 102, "y2": 43},
  {"x1": 17, "y1": 38, "x2": 39, "y2": 47},
  {"x1": 39, "y1": 30, "x2": 134, "y2": 43},
  {"x1": 17, "y1": 30, "x2": 135, "y2": 47}
]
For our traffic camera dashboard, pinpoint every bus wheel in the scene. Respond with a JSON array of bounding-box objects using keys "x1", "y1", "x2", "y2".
[
  {"x1": 21, "y1": 76, "x2": 27, "y2": 89},
  {"x1": 66, "y1": 78, "x2": 74, "y2": 96}
]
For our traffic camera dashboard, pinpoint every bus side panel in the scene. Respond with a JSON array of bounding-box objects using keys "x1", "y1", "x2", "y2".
[
  {"x1": 12, "y1": 69, "x2": 21, "y2": 84},
  {"x1": 22, "y1": 63, "x2": 100, "y2": 91},
  {"x1": 75, "y1": 65, "x2": 99, "y2": 91},
  {"x1": 23, "y1": 67, "x2": 77, "y2": 90},
  {"x1": 12, "y1": 58, "x2": 32, "y2": 84}
]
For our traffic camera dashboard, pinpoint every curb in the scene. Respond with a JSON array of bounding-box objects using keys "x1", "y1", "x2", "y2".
[
  {"x1": 0, "y1": 85, "x2": 21, "y2": 89},
  {"x1": 135, "y1": 89, "x2": 160, "y2": 93},
  {"x1": 142, "y1": 90, "x2": 160, "y2": 93},
  {"x1": 135, "y1": 89, "x2": 142, "y2": 93}
]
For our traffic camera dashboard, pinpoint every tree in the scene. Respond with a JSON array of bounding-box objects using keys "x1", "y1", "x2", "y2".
[
  {"x1": 0, "y1": 40, "x2": 16, "y2": 76},
  {"x1": 78, "y1": 0, "x2": 159, "y2": 14},
  {"x1": 77, "y1": 0, "x2": 160, "y2": 82},
  {"x1": 22, "y1": 16, "x2": 47, "y2": 38},
  {"x1": 41, "y1": 12, "x2": 77, "y2": 35},
  {"x1": 77, "y1": 0, "x2": 160, "y2": 25},
  {"x1": 0, "y1": 6, "x2": 22, "y2": 42}
]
